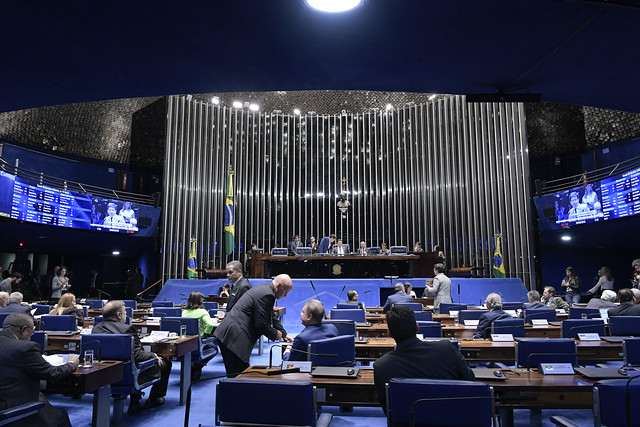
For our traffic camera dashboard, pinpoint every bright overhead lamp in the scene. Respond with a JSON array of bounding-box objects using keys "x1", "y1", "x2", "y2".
[
  {"x1": 112, "y1": 251, "x2": 120, "y2": 255},
  {"x1": 428, "y1": 94, "x2": 437, "y2": 101},
  {"x1": 561, "y1": 235, "x2": 571, "y2": 241},
  {"x1": 305, "y1": 0, "x2": 363, "y2": 13},
  {"x1": 211, "y1": 96, "x2": 220, "y2": 105},
  {"x1": 293, "y1": 108, "x2": 301, "y2": 115},
  {"x1": 249, "y1": 103, "x2": 260, "y2": 111},
  {"x1": 232, "y1": 101, "x2": 243, "y2": 109}
]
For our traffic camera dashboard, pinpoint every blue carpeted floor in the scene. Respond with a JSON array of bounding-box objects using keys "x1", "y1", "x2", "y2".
[{"x1": 46, "y1": 341, "x2": 597, "y2": 426}]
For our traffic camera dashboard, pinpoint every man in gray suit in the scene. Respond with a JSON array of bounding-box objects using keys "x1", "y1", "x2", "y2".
[
  {"x1": 225, "y1": 261, "x2": 252, "y2": 313},
  {"x1": 424, "y1": 263, "x2": 452, "y2": 314},
  {"x1": 215, "y1": 274, "x2": 294, "y2": 377}
]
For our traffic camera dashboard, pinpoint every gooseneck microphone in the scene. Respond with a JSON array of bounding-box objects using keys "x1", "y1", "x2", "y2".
[
  {"x1": 336, "y1": 285, "x2": 346, "y2": 306},
  {"x1": 310, "y1": 280, "x2": 322, "y2": 304},
  {"x1": 268, "y1": 344, "x2": 337, "y2": 368}
]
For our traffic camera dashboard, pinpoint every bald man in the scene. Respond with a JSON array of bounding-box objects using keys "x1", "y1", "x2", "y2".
[{"x1": 215, "y1": 274, "x2": 294, "y2": 376}]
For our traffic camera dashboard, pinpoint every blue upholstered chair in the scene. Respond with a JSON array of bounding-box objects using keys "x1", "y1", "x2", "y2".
[
  {"x1": 417, "y1": 321, "x2": 442, "y2": 338},
  {"x1": 0, "y1": 313, "x2": 10, "y2": 328},
  {"x1": 458, "y1": 310, "x2": 488, "y2": 324},
  {"x1": 568, "y1": 307, "x2": 600, "y2": 320},
  {"x1": 330, "y1": 309, "x2": 366, "y2": 323},
  {"x1": 502, "y1": 302, "x2": 524, "y2": 311},
  {"x1": 161, "y1": 316, "x2": 218, "y2": 363},
  {"x1": 122, "y1": 300, "x2": 137, "y2": 310},
  {"x1": 336, "y1": 303, "x2": 358, "y2": 310},
  {"x1": 31, "y1": 304, "x2": 51, "y2": 315},
  {"x1": 390, "y1": 246, "x2": 408, "y2": 254},
  {"x1": 609, "y1": 316, "x2": 640, "y2": 336},
  {"x1": 94, "y1": 308, "x2": 132, "y2": 326},
  {"x1": 322, "y1": 320, "x2": 356, "y2": 336},
  {"x1": 623, "y1": 338, "x2": 640, "y2": 366},
  {"x1": 0, "y1": 402, "x2": 45, "y2": 426},
  {"x1": 203, "y1": 301, "x2": 219, "y2": 310},
  {"x1": 491, "y1": 318, "x2": 525, "y2": 337},
  {"x1": 39, "y1": 315, "x2": 76, "y2": 331},
  {"x1": 81, "y1": 334, "x2": 159, "y2": 421},
  {"x1": 524, "y1": 309, "x2": 557, "y2": 324},
  {"x1": 215, "y1": 378, "x2": 327, "y2": 426},
  {"x1": 386, "y1": 378, "x2": 495, "y2": 427},
  {"x1": 439, "y1": 303, "x2": 468, "y2": 315},
  {"x1": 414, "y1": 311, "x2": 433, "y2": 321},
  {"x1": 307, "y1": 335, "x2": 355, "y2": 367},
  {"x1": 515, "y1": 338, "x2": 577, "y2": 369},
  {"x1": 393, "y1": 302, "x2": 423, "y2": 312},
  {"x1": 85, "y1": 299, "x2": 104, "y2": 310},
  {"x1": 30, "y1": 331, "x2": 47, "y2": 353},
  {"x1": 151, "y1": 301, "x2": 173, "y2": 308},
  {"x1": 208, "y1": 309, "x2": 224, "y2": 319},
  {"x1": 561, "y1": 319, "x2": 605, "y2": 338},
  {"x1": 153, "y1": 307, "x2": 182, "y2": 317}
]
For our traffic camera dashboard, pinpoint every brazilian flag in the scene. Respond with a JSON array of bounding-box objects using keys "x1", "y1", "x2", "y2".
[
  {"x1": 224, "y1": 170, "x2": 235, "y2": 256},
  {"x1": 187, "y1": 238, "x2": 198, "y2": 279},
  {"x1": 493, "y1": 233, "x2": 506, "y2": 278}
]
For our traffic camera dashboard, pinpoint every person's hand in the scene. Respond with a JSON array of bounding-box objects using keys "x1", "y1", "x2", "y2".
[
  {"x1": 283, "y1": 334, "x2": 294, "y2": 342},
  {"x1": 156, "y1": 356, "x2": 164, "y2": 367},
  {"x1": 275, "y1": 330, "x2": 283, "y2": 340},
  {"x1": 67, "y1": 355, "x2": 80, "y2": 365}
]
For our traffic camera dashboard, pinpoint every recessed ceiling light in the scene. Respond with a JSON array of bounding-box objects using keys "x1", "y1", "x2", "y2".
[
  {"x1": 561, "y1": 235, "x2": 571, "y2": 241},
  {"x1": 305, "y1": 0, "x2": 363, "y2": 13},
  {"x1": 293, "y1": 108, "x2": 301, "y2": 115},
  {"x1": 232, "y1": 101, "x2": 243, "y2": 109},
  {"x1": 249, "y1": 103, "x2": 259, "y2": 111},
  {"x1": 211, "y1": 96, "x2": 220, "y2": 105},
  {"x1": 112, "y1": 251, "x2": 120, "y2": 255},
  {"x1": 428, "y1": 94, "x2": 437, "y2": 101}
]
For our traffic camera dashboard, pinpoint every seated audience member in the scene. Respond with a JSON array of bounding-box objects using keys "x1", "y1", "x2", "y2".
[
  {"x1": 413, "y1": 242, "x2": 424, "y2": 253},
  {"x1": 332, "y1": 239, "x2": 348, "y2": 255},
  {"x1": 383, "y1": 283, "x2": 413, "y2": 313},
  {"x1": 283, "y1": 299, "x2": 338, "y2": 361},
  {"x1": 587, "y1": 289, "x2": 617, "y2": 308},
  {"x1": 523, "y1": 290, "x2": 546, "y2": 309},
  {"x1": 404, "y1": 283, "x2": 416, "y2": 298},
  {"x1": 343, "y1": 289, "x2": 364, "y2": 309},
  {"x1": 474, "y1": 293, "x2": 512, "y2": 339},
  {"x1": 219, "y1": 283, "x2": 231, "y2": 298},
  {"x1": 0, "y1": 312, "x2": 79, "y2": 427},
  {"x1": 92, "y1": 300, "x2": 172, "y2": 414},
  {"x1": 357, "y1": 241, "x2": 367, "y2": 256},
  {"x1": 541, "y1": 286, "x2": 570, "y2": 311},
  {"x1": 631, "y1": 288, "x2": 640, "y2": 304},
  {"x1": 182, "y1": 291, "x2": 217, "y2": 380},
  {"x1": 608, "y1": 289, "x2": 640, "y2": 317},
  {"x1": 0, "y1": 272, "x2": 23, "y2": 294},
  {"x1": 49, "y1": 293, "x2": 84, "y2": 326},
  {"x1": 373, "y1": 306, "x2": 475, "y2": 412},
  {"x1": 102, "y1": 202, "x2": 127, "y2": 228},
  {"x1": 0, "y1": 292, "x2": 31, "y2": 314},
  {"x1": 379, "y1": 242, "x2": 390, "y2": 255},
  {"x1": 0, "y1": 291, "x2": 8, "y2": 308}
]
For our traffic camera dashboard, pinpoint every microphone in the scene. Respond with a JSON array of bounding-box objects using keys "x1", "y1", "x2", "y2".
[
  {"x1": 336, "y1": 285, "x2": 346, "y2": 306},
  {"x1": 160, "y1": 318, "x2": 184, "y2": 335},
  {"x1": 566, "y1": 320, "x2": 605, "y2": 338},
  {"x1": 363, "y1": 290, "x2": 372, "y2": 294},
  {"x1": 310, "y1": 280, "x2": 322, "y2": 304},
  {"x1": 457, "y1": 284, "x2": 461, "y2": 305},
  {"x1": 81, "y1": 339, "x2": 102, "y2": 362},
  {"x1": 268, "y1": 344, "x2": 338, "y2": 368},
  {"x1": 525, "y1": 352, "x2": 578, "y2": 371}
]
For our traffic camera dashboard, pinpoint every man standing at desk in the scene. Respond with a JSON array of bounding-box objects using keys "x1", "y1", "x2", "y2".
[
  {"x1": 474, "y1": 293, "x2": 512, "y2": 339},
  {"x1": 374, "y1": 306, "x2": 474, "y2": 412},
  {"x1": 382, "y1": 283, "x2": 412, "y2": 313},
  {"x1": 0, "y1": 312, "x2": 79, "y2": 426},
  {"x1": 424, "y1": 263, "x2": 452, "y2": 314},
  {"x1": 283, "y1": 299, "x2": 338, "y2": 361},
  {"x1": 225, "y1": 261, "x2": 252, "y2": 313},
  {"x1": 215, "y1": 274, "x2": 294, "y2": 377}
]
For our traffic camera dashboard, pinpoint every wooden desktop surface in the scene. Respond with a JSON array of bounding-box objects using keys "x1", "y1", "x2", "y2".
[{"x1": 46, "y1": 360, "x2": 123, "y2": 394}]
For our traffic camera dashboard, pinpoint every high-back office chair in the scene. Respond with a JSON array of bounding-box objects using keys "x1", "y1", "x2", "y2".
[
  {"x1": 215, "y1": 378, "x2": 329, "y2": 427},
  {"x1": 271, "y1": 248, "x2": 288, "y2": 256},
  {"x1": 322, "y1": 320, "x2": 356, "y2": 336},
  {"x1": 336, "y1": 303, "x2": 359, "y2": 310},
  {"x1": 417, "y1": 321, "x2": 442, "y2": 338},
  {"x1": 151, "y1": 301, "x2": 173, "y2": 308},
  {"x1": 439, "y1": 303, "x2": 468, "y2": 315},
  {"x1": 623, "y1": 338, "x2": 640, "y2": 366},
  {"x1": 81, "y1": 334, "x2": 160, "y2": 422},
  {"x1": 122, "y1": 300, "x2": 137, "y2": 310},
  {"x1": 390, "y1": 246, "x2": 408, "y2": 254},
  {"x1": 94, "y1": 308, "x2": 133, "y2": 326},
  {"x1": 330, "y1": 309, "x2": 366, "y2": 323},
  {"x1": 568, "y1": 307, "x2": 600, "y2": 320},
  {"x1": 524, "y1": 309, "x2": 557, "y2": 324},
  {"x1": 39, "y1": 315, "x2": 76, "y2": 331},
  {"x1": 0, "y1": 402, "x2": 45, "y2": 426},
  {"x1": 502, "y1": 302, "x2": 524, "y2": 311},
  {"x1": 31, "y1": 304, "x2": 51, "y2": 315},
  {"x1": 386, "y1": 378, "x2": 495, "y2": 427},
  {"x1": 593, "y1": 379, "x2": 640, "y2": 427},
  {"x1": 30, "y1": 331, "x2": 47, "y2": 353},
  {"x1": 515, "y1": 338, "x2": 577, "y2": 369},
  {"x1": 85, "y1": 299, "x2": 104, "y2": 310},
  {"x1": 0, "y1": 313, "x2": 10, "y2": 328},
  {"x1": 366, "y1": 246, "x2": 381, "y2": 255},
  {"x1": 393, "y1": 302, "x2": 423, "y2": 312},
  {"x1": 153, "y1": 307, "x2": 182, "y2": 317},
  {"x1": 414, "y1": 311, "x2": 433, "y2": 321},
  {"x1": 609, "y1": 316, "x2": 640, "y2": 336},
  {"x1": 561, "y1": 319, "x2": 605, "y2": 338},
  {"x1": 307, "y1": 335, "x2": 355, "y2": 367},
  {"x1": 458, "y1": 310, "x2": 488, "y2": 324},
  {"x1": 203, "y1": 301, "x2": 219, "y2": 310},
  {"x1": 161, "y1": 316, "x2": 218, "y2": 361},
  {"x1": 208, "y1": 309, "x2": 224, "y2": 319},
  {"x1": 491, "y1": 319, "x2": 525, "y2": 337}
]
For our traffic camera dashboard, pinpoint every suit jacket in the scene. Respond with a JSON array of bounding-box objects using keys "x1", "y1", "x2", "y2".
[
  {"x1": 214, "y1": 282, "x2": 287, "y2": 363},
  {"x1": 474, "y1": 309, "x2": 513, "y2": 338},
  {"x1": 524, "y1": 302, "x2": 547, "y2": 310},
  {"x1": 332, "y1": 245, "x2": 348, "y2": 255},
  {"x1": 317, "y1": 237, "x2": 334, "y2": 254},
  {"x1": 284, "y1": 323, "x2": 339, "y2": 361},
  {"x1": 226, "y1": 276, "x2": 252, "y2": 312},
  {"x1": 587, "y1": 299, "x2": 616, "y2": 308},
  {"x1": 0, "y1": 303, "x2": 31, "y2": 314},
  {"x1": 425, "y1": 273, "x2": 453, "y2": 312},
  {"x1": 91, "y1": 319, "x2": 156, "y2": 363},
  {"x1": 383, "y1": 291, "x2": 413, "y2": 313},
  {"x1": 545, "y1": 296, "x2": 569, "y2": 311},
  {"x1": 287, "y1": 240, "x2": 300, "y2": 255},
  {"x1": 0, "y1": 330, "x2": 76, "y2": 426},
  {"x1": 373, "y1": 337, "x2": 475, "y2": 411},
  {"x1": 343, "y1": 300, "x2": 364, "y2": 309},
  {"x1": 608, "y1": 302, "x2": 640, "y2": 317}
]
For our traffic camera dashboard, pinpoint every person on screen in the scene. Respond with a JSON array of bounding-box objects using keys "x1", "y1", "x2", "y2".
[
  {"x1": 554, "y1": 200, "x2": 567, "y2": 221},
  {"x1": 119, "y1": 201, "x2": 137, "y2": 226},
  {"x1": 90, "y1": 203, "x2": 102, "y2": 224},
  {"x1": 102, "y1": 202, "x2": 127, "y2": 228},
  {"x1": 582, "y1": 184, "x2": 599, "y2": 210},
  {"x1": 567, "y1": 192, "x2": 589, "y2": 220}
]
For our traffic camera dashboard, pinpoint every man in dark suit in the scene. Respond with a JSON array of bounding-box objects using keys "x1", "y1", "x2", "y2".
[
  {"x1": 519, "y1": 290, "x2": 547, "y2": 317},
  {"x1": 373, "y1": 306, "x2": 475, "y2": 412},
  {"x1": 608, "y1": 289, "x2": 640, "y2": 316},
  {"x1": 92, "y1": 300, "x2": 172, "y2": 414},
  {"x1": 225, "y1": 261, "x2": 252, "y2": 313},
  {"x1": 88, "y1": 269, "x2": 104, "y2": 298},
  {"x1": 0, "y1": 312, "x2": 79, "y2": 426},
  {"x1": 382, "y1": 283, "x2": 413, "y2": 313},
  {"x1": 474, "y1": 293, "x2": 513, "y2": 339},
  {"x1": 317, "y1": 234, "x2": 336, "y2": 254},
  {"x1": 215, "y1": 274, "x2": 293, "y2": 377},
  {"x1": 287, "y1": 235, "x2": 301, "y2": 255},
  {"x1": 0, "y1": 292, "x2": 31, "y2": 315},
  {"x1": 343, "y1": 289, "x2": 364, "y2": 309},
  {"x1": 283, "y1": 299, "x2": 338, "y2": 361}
]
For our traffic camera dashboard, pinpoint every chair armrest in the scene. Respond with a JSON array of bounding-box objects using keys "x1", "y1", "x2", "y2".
[
  {"x1": 137, "y1": 358, "x2": 158, "y2": 372},
  {"x1": 550, "y1": 415, "x2": 581, "y2": 427},
  {"x1": 0, "y1": 401, "x2": 45, "y2": 421},
  {"x1": 317, "y1": 413, "x2": 333, "y2": 427},
  {"x1": 202, "y1": 337, "x2": 218, "y2": 346}
]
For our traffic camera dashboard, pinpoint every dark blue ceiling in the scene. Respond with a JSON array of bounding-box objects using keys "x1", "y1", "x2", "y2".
[{"x1": 1, "y1": 0, "x2": 639, "y2": 113}]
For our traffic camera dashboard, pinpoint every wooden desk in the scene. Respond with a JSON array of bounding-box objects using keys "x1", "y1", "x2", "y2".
[
  {"x1": 47, "y1": 334, "x2": 82, "y2": 353},
  {"x1": 46, "y1": 360, "x2": 123, "y2": 427},
  {"x1": 356, "y1": 323, "x2": 563, "y2": 339},
  {"x1": 151, "y1": 336, "x2": 198, "y2": 406}
]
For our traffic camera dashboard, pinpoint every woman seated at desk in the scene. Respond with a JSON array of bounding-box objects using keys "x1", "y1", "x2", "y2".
[{"x1": 49, "y1": 293, "x2": 84, "y2": 326}]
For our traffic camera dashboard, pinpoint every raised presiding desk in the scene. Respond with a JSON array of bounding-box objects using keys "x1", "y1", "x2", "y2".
[{"x1": 46, "y1": 360, "x2": 123, "y2": 427}]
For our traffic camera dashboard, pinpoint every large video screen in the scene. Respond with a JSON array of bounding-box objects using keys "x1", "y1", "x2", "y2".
[
  {"x1": 535, "y1": 167, "x2": 640, "y2": 230},
  {"x1": 0, "y1": 171, "x2": 161, "y2": 237}
]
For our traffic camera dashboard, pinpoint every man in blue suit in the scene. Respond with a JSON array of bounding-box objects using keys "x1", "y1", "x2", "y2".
[
  {"x1": 284, "y1": 299, "x2": 339, "y2": 361},
  {"x1": 474, "y1": 293, "x2": 512, "y2": 339},
  {"x1": 383, "y1": 283, "x2": 413, "y2": 313},
  {"x1": 317, "y1": 234, "x2": 336, "y2": 254},
  {"x1": 0, "y1": 292, "x2": 31, "y2": 315}
]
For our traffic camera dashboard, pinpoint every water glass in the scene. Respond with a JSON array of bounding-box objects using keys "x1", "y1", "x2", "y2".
[
  {"x1": 84, "y1": 350, "x2": 94, "y2": 367},
  {"x1": 180, "y1": 324, "x2": 187, "y2": 337}
]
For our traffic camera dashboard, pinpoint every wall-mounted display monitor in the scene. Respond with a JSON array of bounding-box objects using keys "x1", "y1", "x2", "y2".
[
  {"x1": 0, "y1": 171, "x2": 161, "y2": 237},
  {"x1": 534, "y1": 167, "x2": 640, "y2": 230}
]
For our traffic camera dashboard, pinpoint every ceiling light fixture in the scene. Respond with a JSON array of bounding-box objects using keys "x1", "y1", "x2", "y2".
[
  {"x1": 249, "y1": 103, "x2": 259, "y2": 111},
  {"x1": 293, "y1": 108, "x2": 301, "y2": 115},
  {"x1": 428, "y1": 94, "x2": 437, "y2": 101},
  {"x1": 211, "y1": 96, "x2": 220, "y2": 104},
  {"x1": 305, "y1": 0, "x2": 363, "y2": 13},
  {"x1": 232, "y1": 101, "x2": 243, "y2": 109},
  {"x1": 561, "y1": 235, "x2": 571, "y2": 241}
]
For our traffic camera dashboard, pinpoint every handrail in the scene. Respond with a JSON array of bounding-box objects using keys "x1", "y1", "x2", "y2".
[{"x1": 136, "y1": 279, "x2": 163, "y2": 302}]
